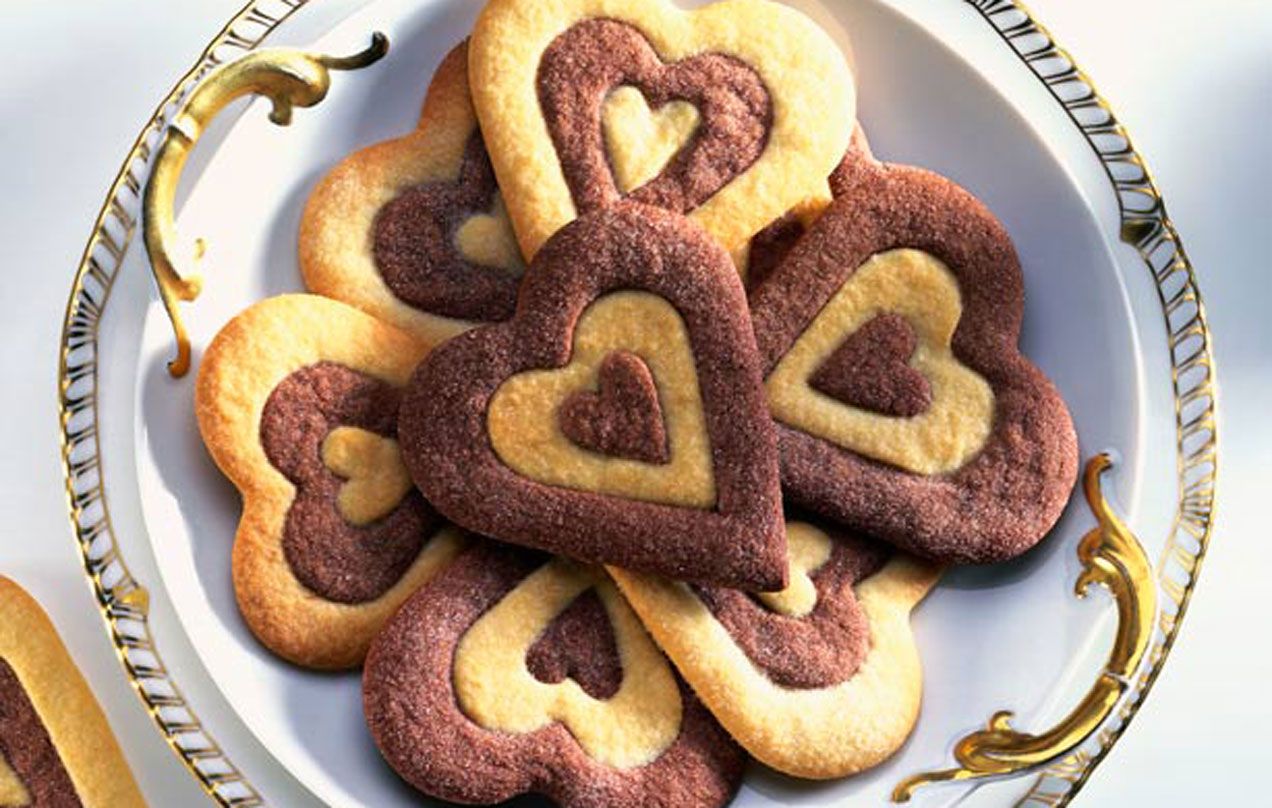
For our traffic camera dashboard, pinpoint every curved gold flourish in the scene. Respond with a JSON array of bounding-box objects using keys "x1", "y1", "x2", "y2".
[
  {"x1": 892, "y1": 454, "x2": 1156, "y2": 802},
  {"x1": 142, "y1": 33, "x2": 388, "y2": 377}
]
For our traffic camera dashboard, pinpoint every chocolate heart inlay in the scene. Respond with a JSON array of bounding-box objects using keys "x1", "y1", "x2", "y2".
[
  {"x1": 538, "y1": 19, "x2": 770, "y2": 214},
  {"x1": 559, "y1": 351, "x2": 670, "y2": 465},
  {"x1": 454, "y1": 558, "x2": 681, "y2": 767},
  {"x1": 262, "y1": 362, "x2": 440, "y2": 604},
  {"x1": 526, "y1": 588, "x2": 623, "y2": 700},
  {"x1": 374, "y1": 133, "x2": 524, "y2": 322},
  {"x1": 809, "y1": 313, "x2": 933, "y2": 418}
]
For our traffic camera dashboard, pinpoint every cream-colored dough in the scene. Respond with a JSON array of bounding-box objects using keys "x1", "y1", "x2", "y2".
[
  {"x1": 766, "y1": 248, "x2": 994, "y2": 475},
  {"x1": 196, "y1": 294, "x2": 468, "y2": 669},
  {"x1": 468, "y1": 0, "x2": 856, "y2": 259},
  {"x1": 453, "y1": 191, "x2": 524, "y2": 274},
  {"x1": 0, "y1": 578, "x2": 146, "y2": 807},
  {"x1": 487, "y1": 291, "x2": 716, "y2": 508},
  {"x1": 755, "y1": 521, "x2": 833, "y2": 618},
  {"x1": 610, "y1": 550, "x2": 941, "y2": 779},
  {"x1": 321, "y1": 427, "x2": 414, "y2": 527},
  {"x1": 454, "y1": 560, "x2": 682, "y2": 769},
  {"x1": 602, "y1": 86, "x2": 701, "y2": 194},
  {"x1": 0, "y1": 758, "x2": 29, "y2": 807}
]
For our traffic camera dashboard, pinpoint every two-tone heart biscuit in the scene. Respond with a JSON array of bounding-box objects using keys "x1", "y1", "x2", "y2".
[
  {"x1": 468, "y1": 0, "x2": 856, "y2": 261},
  {"x1": 363, "y1": 541, "x2": 745, "y2": 807},
  {"x1": 398, "y1": 203, "x2": 786, "y2": 590},
  {"x1": 750, "y1": 149, "x2": 1079, "y2": 563},
  {"x1": 612, "y1": 515, "x2": 938, "y2": 778},
  {"x1": 196, "y1": 294, "x2": 466, "y2": 668}
]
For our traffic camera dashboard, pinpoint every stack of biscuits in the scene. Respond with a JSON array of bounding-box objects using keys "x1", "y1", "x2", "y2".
[{"x1": 196, "y1": 0, "x2": 1078, "y2": 804}]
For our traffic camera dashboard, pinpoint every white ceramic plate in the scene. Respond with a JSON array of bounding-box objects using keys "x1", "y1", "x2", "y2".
[{"x1": 59, "y1": 0, "x2": 1215, "y2": 806}]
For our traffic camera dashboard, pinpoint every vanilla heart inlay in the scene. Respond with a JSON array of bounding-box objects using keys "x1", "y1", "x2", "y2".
[
  {"x1": 487, "y1": 290, "x2": 715, "y2": 508},
  {"x1": 453, "y1": 191, "x2": 525, "y2": 275},
  {"x1": 453, "y1": 559, "x2": 682, "y2": 768},
  {"x1": 321, "y1": 426, "x2": 414, "y2": 526},
  {"x1": 602, "y1": 86, "x2": 701, "y2": 194},
  {"x1": 755, "y1": 521, "x2": 834, "y2": 618},
  {"x1": 766, "y1": 248, "x2": 995, "y2": 475},
  {"x1": 0, "y1": 756, "x2": 28, "y2": 807}
]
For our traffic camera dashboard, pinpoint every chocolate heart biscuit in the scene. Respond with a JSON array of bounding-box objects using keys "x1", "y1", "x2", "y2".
[
  {"x1": 611, "y1": 515, "x2": 939, "y2": 779},
  {"x1": 196, "y1": 295, "x2": 466, "y2": 668},
  {"x1": 398, "y1": 203, "x2": 786, "y2": 590},
  {"x1": 300, "y1": 41, "x2": 524, "y2": 344},
  {"x1": 750, "y1": 149, "x2": 1079, "y2": 563},
  {"x1": 0, "y1": 578, "x2": 145, "y2": 807},
  {"x1": 468, "y1": 0, "x2": 856, "y2": 261},
  {"x1": 363, "y1": 541, "x2": 745, "y2": 807}
]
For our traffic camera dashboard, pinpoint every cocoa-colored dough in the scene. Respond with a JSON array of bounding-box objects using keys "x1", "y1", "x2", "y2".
[
  {"x1": 808, "y1": 312, "x2": 932, "y2": 418},
  {"x1": 363, "y1": 542, "x2": 745, "y2": 807},
  {"x1": 749, "y1": 149, "x2": 1078, "y2": 563},
  {"x1": 261, "y1": 362, "x2": 439, "y2": 604},
  {"x1": 526, "y1": 589, "x2": 623, "y2": 700},
  {"x1": 373, "y1": 132, "x2": 520, "y2": 322},
  {"x1": 0, "y1": 658, "x2": 81, "y2": 808},
  {"x1": 745, "y1": 211, "x2": 804, "y2": 292},
  {"x1": 558, "y1": 351, "x2": 670, "y2": 464},
  {"x1": 399, "y1": 203, "x2": 785, "y2": 590},
  {"x1": 693, "y1": 521, "x2": 889, "y2": 689},
  {"x1": 537, "y1": 19, "x2": 771, "y2": 214}
]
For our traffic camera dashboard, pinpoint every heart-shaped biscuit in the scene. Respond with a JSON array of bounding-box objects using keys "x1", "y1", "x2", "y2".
[
  {"x1": 610, "y1": 516, "x2": 939, "y2": 779},
  {"x1": 749, "y1": 151, "x2": 1078, "y2": 563},
  {"x1": 399, "y1": 204, "x2": 785, "y2": 590},
  {"x1": 300, "y1": 41, "x2": 524, "y2": 344},
  {"x1": 469, "y1": 0, "x2": 856, "y2": 260},
  {"x1": 363, "y1": 541, "x2": 745, "y2": 807},
  {"x1": 196, "y1": 295, "x2": 466, "y2": 668}
]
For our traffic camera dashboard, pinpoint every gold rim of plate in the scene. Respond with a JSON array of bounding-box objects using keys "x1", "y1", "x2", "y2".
[{"x1": 55, "y1": 0, "x2": 1217, "y2": 806}]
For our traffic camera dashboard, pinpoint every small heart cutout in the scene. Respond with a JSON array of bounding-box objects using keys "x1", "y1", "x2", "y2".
[
  {"x1": 559, "y1": 351, "x2": 669, "y2": 464},
  {"x1": 602, "y1": 86, "x2": 701, "y2": 194},
  {"x1": 454, "y1": 191, "x2": 525, "y2": 275},
  {"x1": 809, "y1": 313, "x2": 932, "y2": 418},
  {"x1": 526, "y1": 588, "x2": 623, "y2": 699},
  {"x1": 321, "y1": 426, "x2": 415, "y2": 526}
]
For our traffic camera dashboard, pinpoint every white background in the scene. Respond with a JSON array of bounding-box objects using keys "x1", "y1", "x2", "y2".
[{"x1": 0, "y1": 1, "x2": 1268, "y2": 805}]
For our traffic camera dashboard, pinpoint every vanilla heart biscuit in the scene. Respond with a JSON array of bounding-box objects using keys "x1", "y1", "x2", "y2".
[
  {"x1": 611, "y1": 516, "x2": 939, "y2": 779},
  {"x1": 196, "y1": 295, "x2": 466, "y2": 668},
  {"x1": 0, "y1": 578, "x2": 145, "y2": 807},
  {"x1": 300, "y1": 40, "x2": 524, "y2": 344},
  {"x1": 750, "y1": 150, "x2": 1079, "y2": 563},
  {"x1": 363, "y1": 541, "x2": 745, "y2": 807},
  {"x1": 399, "y1": 203, "x2": 785, "y2": 590},
  {"x1": 468, "y1": 0, "x2": 856, "y2": 261}
]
